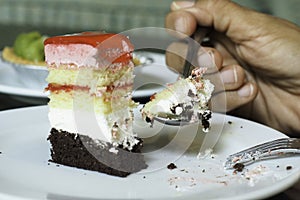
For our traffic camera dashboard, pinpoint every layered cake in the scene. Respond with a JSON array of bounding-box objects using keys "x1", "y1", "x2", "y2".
[
  {"x1": 141, "y1": 67, "x2": 214, "y2": 132},
  {"x1": 44, "y1": 32, "x2": 147, "y2": 177}
]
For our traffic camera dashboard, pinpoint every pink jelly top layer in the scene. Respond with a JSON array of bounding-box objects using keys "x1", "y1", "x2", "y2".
[{"x1": 44, "y1": 32, "x2": 134, "y2": 67}]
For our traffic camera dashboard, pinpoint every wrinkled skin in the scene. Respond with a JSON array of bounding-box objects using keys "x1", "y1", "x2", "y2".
[{"x1": 165, "y1": 0, "x2": 300, "y2": 137}]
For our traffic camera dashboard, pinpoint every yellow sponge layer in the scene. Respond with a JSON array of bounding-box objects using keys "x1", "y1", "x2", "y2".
[
  {"x1": 48, "y1": 90, "x2": 136, "y2": 115},
  {"x1": 47, "y1": 67, "x2": 133, "y2": 87}
]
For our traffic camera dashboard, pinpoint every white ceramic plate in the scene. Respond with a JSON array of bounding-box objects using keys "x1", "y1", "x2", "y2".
[
  {"x1": 0, "y1": 106, "x2": 299, "y2": 200},
  {"x1": 0, "y1": 51, "x2": 178, "y2": 101}
]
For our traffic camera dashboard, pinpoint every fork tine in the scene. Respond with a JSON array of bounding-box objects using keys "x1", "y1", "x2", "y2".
[
  {"x1": 228, "y1": 138, "x2": 292, "y2": 158},
  {"x1": 227, "y1": 138, "x2": 281, "y2": 158},
  {"x1": 224, "y1": 138, "x2": 300, "y2": 169}
]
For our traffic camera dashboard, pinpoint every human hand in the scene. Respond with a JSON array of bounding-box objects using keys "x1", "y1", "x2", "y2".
[{"x1": 165, "y1": 0, "x2": 300, "y2": 136}]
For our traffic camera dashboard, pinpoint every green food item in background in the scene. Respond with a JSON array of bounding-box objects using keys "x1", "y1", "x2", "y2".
[
  {"x1": 13, "y1": 31, "x2": 46, "y2": 62},
  {"x1": 25, "y1": 36, "x2": 45, "y2": 62}
]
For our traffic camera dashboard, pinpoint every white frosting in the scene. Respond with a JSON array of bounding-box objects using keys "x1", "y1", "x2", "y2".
[
  {"x1": 144, "y1": 79, "x2": 213, "y2": 115},
  {"x1": 49, "y1": 108, "x2": 109, "y2": 141},
  {"x1": 49, "y1": 108, "x2": 139, "y2": 150}
]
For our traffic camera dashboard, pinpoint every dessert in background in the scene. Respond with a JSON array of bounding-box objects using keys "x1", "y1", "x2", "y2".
[
  {"x1": 45, "y1": 32, "x2": 147, "y2": 177},
  {"x1": 2, "y1": 31, "x2": 47, "y2": 66},
  {"x1": 141, "y1": 67, "x2": 214, "y2": 132}
]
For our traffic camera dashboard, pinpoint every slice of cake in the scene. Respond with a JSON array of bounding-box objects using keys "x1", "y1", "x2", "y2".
[
  {"x1": 141, "y1": 67, "x2": 214, "y2": 132},
  {"x1": 44, "y1": 32, "x2": 147, "y2": 177}
]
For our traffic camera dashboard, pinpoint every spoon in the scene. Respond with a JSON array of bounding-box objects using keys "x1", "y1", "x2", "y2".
[
  {"x1": 153, "y1": 116, "x2": 193, "y2": 126},
  {"x1": 153, "y1": 27, "x2": 211, "y2": 127}
]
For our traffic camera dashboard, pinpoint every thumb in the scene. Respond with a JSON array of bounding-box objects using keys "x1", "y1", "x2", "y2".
[{"x1": 166, "y1": 0, "x2": 264, "y2": 42}]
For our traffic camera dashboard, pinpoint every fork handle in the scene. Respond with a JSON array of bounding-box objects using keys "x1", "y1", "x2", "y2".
[{"x1": 182, "y1": 27, "x2": 210, "y2": 78}]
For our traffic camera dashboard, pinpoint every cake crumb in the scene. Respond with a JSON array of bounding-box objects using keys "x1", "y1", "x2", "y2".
[
  {"x1": 228, "y1": 121, "x2": 233, "y2": 125},
  {"x1": 233, "y1": 163, "x2": 245, "y2": 172},
  {"x1": 197, "y1": 148, "x2": 213, "y2": 159},
  {"x1": 286, "y1": 166, "x2": 292, "y2": 170},
  {"x1": 109, "y1": 147, "x2": 119, "y2": 154},
  {"x1": 167, "y1": 163, "x2": 177, "y2": 170},
  {"x1": 180, "y1": 169, "x2": 189, "y2": 173}
]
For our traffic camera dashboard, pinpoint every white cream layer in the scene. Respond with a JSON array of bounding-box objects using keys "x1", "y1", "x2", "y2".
[
  {"x1": 144, "y1": 79, "x2": 214, "y2": 115},
  {"x1": 49, "y1": 108, "x2": 139, "y2": 150}
]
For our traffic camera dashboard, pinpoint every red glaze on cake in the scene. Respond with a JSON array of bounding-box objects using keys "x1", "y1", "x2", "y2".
[
  {"x1": 44, "y1": 32, "x2": 133, "y2": 48},
  {"x1": 44, "y1": 32, "x2": 134, "y2": 68}
]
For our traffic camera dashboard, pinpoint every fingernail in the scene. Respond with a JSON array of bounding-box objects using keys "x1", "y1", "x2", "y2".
[
  {"x1": 172, "y1": 1, "x2": 195, "y2": 10},
  {"x1": 238, "y1": 84, "x2": 253, "y2": 97},
  {"x1": 221, "y1": 67, "x2": 238, "y2": 84},
  {"x1": 174, "y1": 17, "x2": 188, "y2": 34},
  {"x1": 198, "y1": 51, "x2": 215, "y2": 68}
]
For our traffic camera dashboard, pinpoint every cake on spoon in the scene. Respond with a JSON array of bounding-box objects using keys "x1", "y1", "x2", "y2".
[{"x1": 141, "y1": 67, "x2": 214, "y2": 132}]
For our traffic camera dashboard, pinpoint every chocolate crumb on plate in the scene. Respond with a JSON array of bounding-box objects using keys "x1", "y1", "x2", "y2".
[
  {"x1": 167, "y1": 163, "x2": 177, "y2": 170},
  {"x1": 233, "y1": 163, "x2": 245, "y2": 172},
  {"x1": 286, "y1": 166, "x2": 292, "y2": 170},
  {"x1": 228, "y1": 121, "x2": 233, "y2": 125}
]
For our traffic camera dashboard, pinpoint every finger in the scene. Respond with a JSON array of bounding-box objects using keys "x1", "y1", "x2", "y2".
[
  {"x1": 227, "y1": 82, "x2": 258, "y2": 111},
  {"x1": 212, "y1": 40, "x2": 239, "y2": 66},
  {"x1": 170, "y1": 1, "x2": 195, "y2": 11},
  {"x1": 165, "y1": 10, "x2": 197, "y2": 38},
  {"x1": 166, "y1": 42, "x2": 222, "y2": 74},
  {"x1": 195, "y1": 0, "x2": 257, "y2": 35},
  {"x1": 220, "y1": 64, "x2": 245, "y2": 91},
  {"x1": 204, "y1": 64, "x2": 246, "y2": 95},
  {"x1": 212, "y1": 82, "x2": 258, "y2": 112},
  {"x1": 167, "y1": 0, "x2": 264, "y2": 42}
]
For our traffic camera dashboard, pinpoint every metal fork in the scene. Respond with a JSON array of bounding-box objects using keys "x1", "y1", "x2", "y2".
[
  {"x1": 182, "y1": 27, "x2": 210, "y2": 78},
  {"x1": 224, "y1": 138, "x2": 300, "y2": 169}
]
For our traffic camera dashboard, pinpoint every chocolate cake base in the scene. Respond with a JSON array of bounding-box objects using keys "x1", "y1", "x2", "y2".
[{"x1": 47, "y1": 128, "x2": 147, "y2": 177}]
